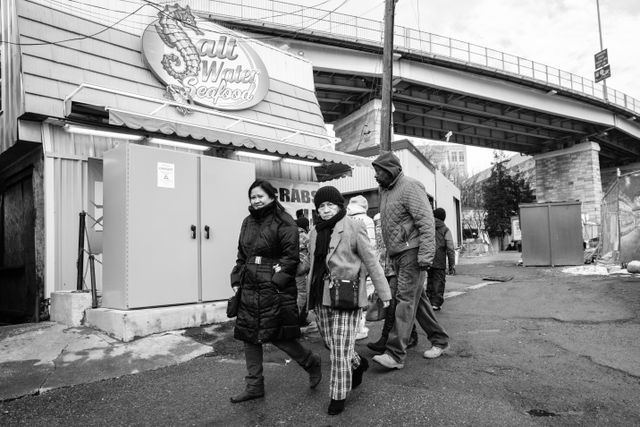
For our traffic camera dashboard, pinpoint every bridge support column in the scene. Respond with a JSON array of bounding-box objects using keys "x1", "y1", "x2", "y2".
[
  {"x1": 333, "y1": 99, "x2": 386, "y2": 152},
  {"x1": 533, "y1": 141, "x2": 602, "y2": 239}
]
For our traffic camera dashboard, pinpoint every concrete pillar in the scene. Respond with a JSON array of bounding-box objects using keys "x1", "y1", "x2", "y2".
[
  {"x1": 533, "y1": 141, "x2": 602, "y2": 239},
  {"x1": 333, "y1": 99, "x2": 384, "y2": 153}
]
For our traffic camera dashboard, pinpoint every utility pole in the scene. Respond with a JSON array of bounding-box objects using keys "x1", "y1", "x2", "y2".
[
  {"x1": 379, "y1": 0, "x2": 396, "y2": 152},
  {"x1": 595, "y1": 0, "x2": 608, "y2": 100}
]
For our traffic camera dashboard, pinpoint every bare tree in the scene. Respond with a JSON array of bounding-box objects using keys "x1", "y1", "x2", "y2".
[{"x1": 460, "y1": 175, "x2": 492, "y2": 248}]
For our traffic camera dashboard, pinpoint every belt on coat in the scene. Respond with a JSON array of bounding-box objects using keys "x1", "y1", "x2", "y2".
[{"x1": 246, "y1": 256, "x2": 278, "y2": 265}]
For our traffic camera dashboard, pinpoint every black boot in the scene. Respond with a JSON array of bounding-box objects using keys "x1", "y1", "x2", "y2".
[
  {"x1": 352, "y1": 355, "x2": 369, "y2": 389},
  {"x1": 230, "y1": 389, "x2": 264, "y2": 403},
  {"x1": 305, "y1": 353, "x2": 322, "y2": 388},
  {"x1": 299, "y1": 308, "x2": 310, "y2": 327},
  {"x1": 328, "y1": 398, "x2": 346, "y2": 415},
  {"x1": 366, "y1": 335, "x2": 387, "y2": 353}
]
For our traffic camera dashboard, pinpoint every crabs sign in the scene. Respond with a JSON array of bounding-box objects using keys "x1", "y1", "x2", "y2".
[{"x1": 142, "y1": 4, "x2": 269, "y2": 111}]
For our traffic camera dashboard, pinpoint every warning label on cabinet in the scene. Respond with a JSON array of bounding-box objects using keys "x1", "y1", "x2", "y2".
[{"x1": 157, "y1": 162, "x2": 175, "y2": 188}]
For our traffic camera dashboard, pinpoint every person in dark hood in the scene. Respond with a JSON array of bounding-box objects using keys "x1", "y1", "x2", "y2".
[
  {"x1": 370, "y1": 152, "x2": 450, "y2": 370},
  {"x1": 427, "y1": 208, "x2": 456, "y2": 311},
  {"x1": 229, "y1": 179, "x2": 321, "y2": 403}
]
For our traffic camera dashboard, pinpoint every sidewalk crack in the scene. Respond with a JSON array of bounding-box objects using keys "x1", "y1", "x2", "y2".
[
  {"x1": 37, "y1": 343, "x2": 70, "y2": 394},
  {"x1": 515, "y1": 316, "x2": 636, "y2": 325}
]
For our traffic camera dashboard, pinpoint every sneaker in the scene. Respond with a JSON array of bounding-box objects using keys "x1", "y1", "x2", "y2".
[
  {"x1": 423, "y1": 344, "x2": 448, "y2": 359},
  {"x1": 432, "y1": 305, "x2": 441, "y2": 311},
  {"x1": 372, "y1": 353, "x2": 404, "y2": 370}
]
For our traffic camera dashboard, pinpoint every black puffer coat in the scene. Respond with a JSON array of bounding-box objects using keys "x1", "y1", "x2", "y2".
[{"x1": 231, "y1": 202, "x2": 301, "y2": 344}]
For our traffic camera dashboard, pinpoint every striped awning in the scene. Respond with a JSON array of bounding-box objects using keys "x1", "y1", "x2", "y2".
[{"x1": 108, "y1": 109, "x2": 371, "y2": 167}]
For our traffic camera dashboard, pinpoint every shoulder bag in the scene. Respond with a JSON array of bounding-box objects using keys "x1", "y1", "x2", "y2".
[
  {"x1": 365, "y1": 291, "x2": 386, "y2": 321},
  {"x1": 328, "y1": 275, "x2": 359, "y2": 310}
]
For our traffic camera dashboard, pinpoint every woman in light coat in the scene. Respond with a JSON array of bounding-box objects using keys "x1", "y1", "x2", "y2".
[{"x1": 306, "y1": 186, "x2": 391, "y2": 415}]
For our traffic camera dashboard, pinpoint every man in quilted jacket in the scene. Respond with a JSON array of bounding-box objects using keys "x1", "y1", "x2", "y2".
[{"x1": 371, "y1": 151, "x2": 450, "y2": 370}]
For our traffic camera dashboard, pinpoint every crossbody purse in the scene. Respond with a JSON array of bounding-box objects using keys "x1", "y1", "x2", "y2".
[{"x1": 328, "y1": 274, "x2": 360, "y2": 310}]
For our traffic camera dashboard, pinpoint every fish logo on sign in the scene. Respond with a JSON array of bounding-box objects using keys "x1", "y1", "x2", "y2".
[{"x1": 142, "y1": 4, "x2": 270, "y2": 114}]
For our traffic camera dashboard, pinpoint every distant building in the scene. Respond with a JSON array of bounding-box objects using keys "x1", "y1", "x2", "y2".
[{"x1": 411, "y1": 139, "x2": 469, "y2": 181}]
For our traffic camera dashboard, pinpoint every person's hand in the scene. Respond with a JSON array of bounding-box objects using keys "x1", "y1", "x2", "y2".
[
  {"x1": 448, "y1": 266, "x2": 456, "y2": 276},
  {"x1": 273, "y1": 264, "x2": 282, "y2": 273},
  {"x1": 232, "y1": 286, "x2": 240, "y2": 293},
  {"x1": 382, "y1": 300, "x2": 391, "y2": 308},
  {"x1": 419, "y1": 263, "x2": 431, "y2": 271}
]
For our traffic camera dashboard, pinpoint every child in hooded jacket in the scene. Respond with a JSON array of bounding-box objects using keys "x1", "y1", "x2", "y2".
[{"x1": 346, "y1": 195, "x2": 376, "y2": 341}]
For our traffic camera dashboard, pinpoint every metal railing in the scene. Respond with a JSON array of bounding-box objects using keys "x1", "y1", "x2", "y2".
[{"x1": 178, "y1": 0, "x2": 639, "y2": 116}]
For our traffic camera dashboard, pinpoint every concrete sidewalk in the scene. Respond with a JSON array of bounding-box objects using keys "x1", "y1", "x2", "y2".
[
  {"x1": 0, "y1": 254, "x2": 508, "y2": 402},
  {"x1": 0, "y1": 322, "x2": 218, "y2": 401}
]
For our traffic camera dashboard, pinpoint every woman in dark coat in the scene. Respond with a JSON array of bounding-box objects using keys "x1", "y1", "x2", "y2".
[{"x1": 229, "y1": 179, "x2": 321, "y2": 403}]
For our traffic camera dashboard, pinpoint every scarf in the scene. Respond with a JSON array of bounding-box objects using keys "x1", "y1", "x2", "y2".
[
  {"x1": 309, "y1": 208, "x2": 346, "y2": 308},
  {"x1": 248, "y1": 201, "x2": 277, "y2": 220}
]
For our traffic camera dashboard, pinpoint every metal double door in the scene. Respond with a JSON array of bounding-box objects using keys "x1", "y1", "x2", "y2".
[{"x1": 126, "y1": 147, "x2": 254, "y2": 308}]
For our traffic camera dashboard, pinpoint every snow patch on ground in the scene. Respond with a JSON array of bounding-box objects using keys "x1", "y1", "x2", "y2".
[{"x1": 562, "y1": 265, "x2": 610, "y2": 275}]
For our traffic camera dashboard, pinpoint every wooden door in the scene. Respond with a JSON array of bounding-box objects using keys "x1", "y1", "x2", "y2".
[{"x1": 0, "y1": 168, "x2": 37, "y2": 323}]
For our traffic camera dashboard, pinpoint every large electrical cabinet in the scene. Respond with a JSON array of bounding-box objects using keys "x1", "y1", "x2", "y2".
[
  {"x1": 519, "y1": 201, "x2": 583, "y2": 267},
  {"x1": 102, "y1": 143, "x2": 255, "y2": 309}
]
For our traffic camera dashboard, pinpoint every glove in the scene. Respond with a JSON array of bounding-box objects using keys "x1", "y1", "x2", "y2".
[
  {"x1": 418, "y1": 263, "x2": 431, "y2": 271},
  {"x1": 448, "y1": 266, "x2": 456, "y2": 276}
]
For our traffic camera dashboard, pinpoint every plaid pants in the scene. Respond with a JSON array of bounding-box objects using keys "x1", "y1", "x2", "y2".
[{"x1": 315, "y1": 305, "x2": 362, "y2": 400}]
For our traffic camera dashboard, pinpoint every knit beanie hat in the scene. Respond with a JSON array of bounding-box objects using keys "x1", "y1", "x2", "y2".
[
  {"x1": 372, "y1": 151, "x2": 402, "y2": 178},
  {"x1": 433, "y1": 207, "x2": 446, "y2": 221},
  {"x1": 314, "y1": 186, "x2": 344, "y2": 209},
  {"x1": 295, "y1": 216, "x2": 309, "y2": 232}
]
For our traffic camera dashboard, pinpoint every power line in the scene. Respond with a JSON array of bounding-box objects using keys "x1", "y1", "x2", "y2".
[
  {"x1": 2, "y1": 0, "x2": 357, "y2": 47},
  {"x1": 0, "y1": 2, "x2": 149, "y2": 46}
]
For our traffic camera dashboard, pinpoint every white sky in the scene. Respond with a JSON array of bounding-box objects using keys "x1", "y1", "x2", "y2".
[{"x1": 304, "y1": 0, "x2": 640, "y2": 175}]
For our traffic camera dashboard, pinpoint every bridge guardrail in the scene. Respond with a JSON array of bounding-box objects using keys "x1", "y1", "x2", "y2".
[{"x1": 189, "y1": 0, "x2": 639, "y2": 116}]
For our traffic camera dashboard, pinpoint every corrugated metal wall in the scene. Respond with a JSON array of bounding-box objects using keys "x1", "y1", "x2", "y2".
[
  {"x1": 44, "y1": 124, "x2": 120, "y2": 293},
  {"x1": 329, "y1": 150, "x2": 437, "y2": 196},
  {"x1": 0, "y1": 0, "x2": 24, "y2": 153}
]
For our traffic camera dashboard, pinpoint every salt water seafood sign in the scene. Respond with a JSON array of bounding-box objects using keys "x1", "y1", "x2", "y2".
[{"x1": 142, "y1": 5, "x2": 269, "y2": 111}]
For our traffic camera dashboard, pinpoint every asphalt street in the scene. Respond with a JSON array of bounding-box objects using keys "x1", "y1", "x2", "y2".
[{"x1": 1, "y1": 256, "x2": 639, "y2": 426}]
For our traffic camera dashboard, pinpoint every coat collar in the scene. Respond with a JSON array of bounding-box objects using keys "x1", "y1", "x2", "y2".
[{"x1": 387, "y1": 171, "x2": 403, "y2": 189}]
